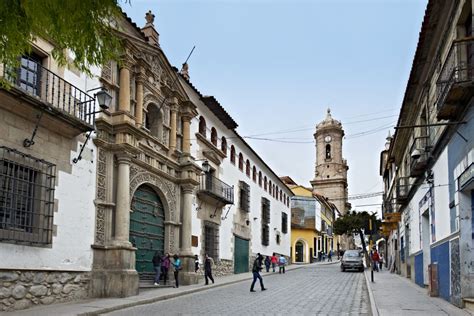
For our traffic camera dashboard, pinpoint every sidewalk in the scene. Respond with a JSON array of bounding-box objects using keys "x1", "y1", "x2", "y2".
[
  {"x1": 364, "y1": 269, "x2": 471, "y2": 316},
  {"x1": 7, "y1": 265, "x2": 303, "y2": 316}
]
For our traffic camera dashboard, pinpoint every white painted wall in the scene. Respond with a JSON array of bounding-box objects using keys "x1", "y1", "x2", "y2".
[{"x1": 432, "y1": 147, "x2": 451, "y2": 242}]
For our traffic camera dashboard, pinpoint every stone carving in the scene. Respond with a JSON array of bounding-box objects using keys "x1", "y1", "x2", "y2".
[
  {"x1": 450, "y1": 238, "x2": 462, "y2": 307},
  {"x1": 95, "y1": 206, "x2": 106, "y2": 246},
  {"x1": 95, "y1": 149, "x2": 107, "y2": 245},
  {"x1": 129, "y1": 164, "x2": 177, "y2": 221},
  {"x1": 145, "y1": 10, "x2": 155, "y2": 24}
]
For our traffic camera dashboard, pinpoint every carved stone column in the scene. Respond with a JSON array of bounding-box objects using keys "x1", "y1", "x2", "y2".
[
  {"x1": 118, "y1": 64, "x2": 131, "y2": 113},
  {"x1": 114, "y1": 154, "x2": 132, "y2": 246},
  {"x1": 135, "y1": 74, "x2": 144, "y2": 126},
  {"x1": 182, "y1": 115, "x2": 191, "y2": 155},
  {"x1": 169, "y1": 97, "x2": 178, "y2": 152}
]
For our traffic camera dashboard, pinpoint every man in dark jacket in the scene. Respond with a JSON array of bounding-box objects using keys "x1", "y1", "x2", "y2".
[
  {"x1": 204, "y1": 253, "x2": 215, "y2": 285},
  {"x1": 152, "y1": 251, "x2": 163, "y2": 286},
  {"x1": 250, "y1": 253, "x2": 267, "y2": 292}
]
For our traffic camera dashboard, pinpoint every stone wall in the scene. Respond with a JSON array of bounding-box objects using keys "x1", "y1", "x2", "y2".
[
  {"x1": 0, "y1": 270, "x2": 90, "y2": 312},
  {"x1": 213, "y1": 259, "x2": 233, "y2": 277}
]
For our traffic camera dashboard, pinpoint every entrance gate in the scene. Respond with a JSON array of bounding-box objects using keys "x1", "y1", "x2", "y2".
[
  {"x1": 130, "y1": 185, "x2": 165, "y2": 280},
  {"x1": 296, "y1": 241, "x2": 304, "y2": 262},
  {"x1": 234, "y1": 236, "x2": 249, "y2": 274}
]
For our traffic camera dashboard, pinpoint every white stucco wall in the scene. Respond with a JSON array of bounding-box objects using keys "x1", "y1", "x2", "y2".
[{"x1": 432, "y1": 147, "x2": 450, "y2": 242}]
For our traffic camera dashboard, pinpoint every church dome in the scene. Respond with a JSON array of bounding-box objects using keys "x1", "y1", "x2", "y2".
[{"x1": 316, "y1": 108, "x2": 342, "y2": 129}]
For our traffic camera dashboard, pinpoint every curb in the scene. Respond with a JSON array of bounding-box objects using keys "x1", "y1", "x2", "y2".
[
  {"x1": 363, "y1": 270, "x2": 379, "y2": 316},
  {"x1": 78, "y1": 266, "x2": 304, "y2": 316}
]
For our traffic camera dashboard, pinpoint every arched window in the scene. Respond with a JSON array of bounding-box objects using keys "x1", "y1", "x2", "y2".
[
  {"x1": 252, "y1": 166, "x2": 257, "y2": 182},
  {"x1": 280, "y1": 189, "x2": 283, "y2": 201},
  {"x1": 246, "y1": 160, "x2": 251, "y2": 176},
  {"x1": 145, "y1": 103, "x2": 163, "y2": 139},
  {"x1": 269, "y1": 180, "x2": 272, "y2": 195},
  {"x1": 211, "y1": 127, "x2": 217, "y2": 146},
  {"x1": 273, "y1": 185, "x2": 276, "y2": 198},
  {"x1": 230, "y1": 145, "x2": 236, "y2": 164},
  {"x1": 287, "y1": 197, "x2": 290, "y2": 207},
  {"x1": 238, "y1": 153, "x2": 244, "y2": 171},
  {"x1": 326, "y1": 144, "x2": 331, "y2": 159},
  {"x1": 199, "y1": 116, "x2": 207, "y2": 137},
  {"x1": 284, "y1": 193, "x2": 287, "y2": 204},
  {"x1": 258, "y1": 171, "x2": 262, "y2": 187},
  {"x1": 264, "y1": 176, "x2": 267, "y2": 191},
  {"x1": 221, "y1": 137, "x2": 227, "y2": 154}
]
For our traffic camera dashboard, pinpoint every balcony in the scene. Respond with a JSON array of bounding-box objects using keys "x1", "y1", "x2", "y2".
[
  {"x1": 436, "y1": 37, "x2": 474, "y2": 120},
  {"x1": 409, "y1": 136, "x2": 430, "y2": 178},
  {"x1": 396, "y1": 177, "x2": 411, "y2": 203},
  {"x1": 1, "y1": 56, "x2": 95, "y2": 132},
  {"x1": 197, "y1": 174, "x2": 234, "y2": 205}
]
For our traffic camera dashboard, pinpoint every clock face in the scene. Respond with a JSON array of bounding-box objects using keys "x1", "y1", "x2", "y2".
[{"x1": 325, "y1": 135, "x2": 332, "y2": 143}]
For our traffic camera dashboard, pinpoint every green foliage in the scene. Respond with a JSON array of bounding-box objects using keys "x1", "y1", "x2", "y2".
[
  {"x1": 333, "y1": 210, "x2": 380, "y2": 236},
  {"x1": 0, "y1": 0, "x2": 124, "y2": 81}
]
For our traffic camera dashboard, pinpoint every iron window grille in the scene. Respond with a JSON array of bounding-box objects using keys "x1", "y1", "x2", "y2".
[
  {"x1": 0, "y1": 146, "x2": 56, "y2": 246},
  {"x1": 282, "y1": 212, "x2": 288, "y2": 234},
  {"x1": 239, "y1": 181, "x2": 250, "y2": 212},
  {"x1": 261, "y1": 197, "x2": 270, "y2": 246},
  {"x1": 204, "y1": 222, "x2": 219, "y2": 261}
]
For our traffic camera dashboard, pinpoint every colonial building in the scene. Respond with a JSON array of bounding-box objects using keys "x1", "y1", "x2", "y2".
[
  {"x1": 180, "y1": 73, "x2": 293, "y2": 275},
  {"x1": 380, "y1": 0, "x2": 474, "y2": 310},
  {"x1": 311, "y1": 109, "x2": 351, "y2": 250},
  {"x1": 0, "y1": 37, "x2": 101, "y2": 310}
]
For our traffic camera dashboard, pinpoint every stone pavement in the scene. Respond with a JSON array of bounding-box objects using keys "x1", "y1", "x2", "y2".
[
  {"x1": 365, "y1": 269, "x2": 471, "y2": 316},
  {"x1": 5, "y1": 261, "x2": 348, "y2": 316}
]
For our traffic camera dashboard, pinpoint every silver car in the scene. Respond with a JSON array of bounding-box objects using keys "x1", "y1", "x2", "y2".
[{"x1": 341, "y1": 250, "x2": 364, "y2": 272}]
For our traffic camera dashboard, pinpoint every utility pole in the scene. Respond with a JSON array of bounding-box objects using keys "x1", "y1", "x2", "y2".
[{"x1": 369, "y1": 217, "x2": 374, "y2": 283}]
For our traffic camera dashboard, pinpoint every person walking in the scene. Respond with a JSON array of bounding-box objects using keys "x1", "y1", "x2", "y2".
[
  {"x1": 152, "y1": 251, "x2": 163, "y2": 286},
  {"x1": 194, "y1": 254, "x2": 200, "y2": 273},
  {"x1": 278, "y1": 254, "x2": 287, "y2": 274},
  {"x1": 161, "y1": 253, "x2": 171, "y2": 285},
  {"x1": 379, "y1": 254, "x2": 384, "y2": 271},
  {"x1": 172, "y1": 254, "x2": 182, "y2": 288},
  {"x1": 328, "y1": 250, "x2": 332, "y2": 262},
  {"x1": 271, "y1": 253, "x2": 278, "y2": 272},
  {"x1": 264, "y1": 256, "x2": 271, "y2": 272},
  {"x1": 204, "y1": 253, "x2": 215, "y2": 285},
  {"x1": 250, "y1": 253, "x2": 266, "y2": 292},
  {"x1": 371, "y1": 249, "x2": 380, "y2": 272}
]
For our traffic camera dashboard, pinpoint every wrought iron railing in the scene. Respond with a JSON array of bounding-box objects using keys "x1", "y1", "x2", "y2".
[
  {"x1": 436, "y1": 37, "x2": 474, "y2": 111},
  {"x1": 409, "y1": 135, "x2": 430, "y2": 173},
  {"x1": 1, "y1": 56, "x2": 95, "y2": 126},
  {"x1": 396, "y1": 176, "x2": 411, "y2": 201},
  {"x1": 198, "y1": 174, "x2": 234, "y2": 204}
]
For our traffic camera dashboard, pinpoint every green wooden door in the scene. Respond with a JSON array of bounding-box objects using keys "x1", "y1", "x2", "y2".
[
  {"x1": 130, "y1": 185, "x2": 165, "y2": 280},
  {"x1": 234, "y1": 236, "x2": 249, "y2": 274}
]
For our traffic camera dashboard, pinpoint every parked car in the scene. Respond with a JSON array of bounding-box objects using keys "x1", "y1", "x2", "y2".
[{"x1": 341, "y1": 250, "x2": 364, "y2": 272}]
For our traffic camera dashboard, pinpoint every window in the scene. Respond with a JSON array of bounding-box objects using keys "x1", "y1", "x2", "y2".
[
  {"x1": 283, "y1": 193, "x2": 287, "y2": 204},
  {"x1": 258, "y1": 171, "x2": 262, "y2": 187},
  {"x1": 246, "y1": 160, "x2": 251, "y2": 177},
  {"x1": 273, "y1": 185, "x2": 276, "y2": 198},
  {"x1": 238, "y1": 153, "x2": 244, "y2": 171},
  {"x1": 326, "y1": 144, "x2": 331, "y2": 159},
  {"x1": 221, "y1": 137, "x2": 227, "y2": 154},
  {"x1": 204, "y1": 222, "x2": 219, "y2": 260},
  {"x1": 261, "y1": 198, "x2": 270, "y2": 246},
  {"x1": 282, "y1": 212, "x2": 288, "y2": 233},
  {"x1": 230, "y1": 145, "x2": 236, "y2": 164},
  {"x1": 252, "y1": 166, "x2": 257, "y2": 182},
  {"x1": 269, "y1": 180, "x2": 272, "y2": 195},
  {"x1": 0, "y1": 146, "x2": 56, "y2": 245},
  {"x1": 211, "y1": 127, "x2": 217, "y2": 146},
  {"x1": 18, "y1": 54, "x2": 43, "y2": 97},
  {"x1": 239, "y1": 181, "x2": 250, "y2": 212},
  {"x1": 264, "y1": 176, "x2": 267, "y2": 191},
  {"x1": 199, "y1": 116, "x2": 206, "y2": 137},
  {"x1": 145, "y1": 103, "x2": 163, "y2": 140},
  {"x1": 280, "y1": 189, "x2": 282, "y2": 201}
]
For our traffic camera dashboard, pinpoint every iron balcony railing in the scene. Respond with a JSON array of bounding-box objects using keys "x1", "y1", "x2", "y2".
[
  {"x1": 409, "y1": 136, "x2": 430, "y2": 178},
  {"x1": 198, "y1": 174, "x2": 234, "y2": 205},
  {"x1": 1, "y1": 56, "x2": 95, "y2": 126},
  {"x1": 436, "y1": 37, "x2": 474, "y2": 118},
  {"x1": 396, "y1": 176, "x2": 411, "y2": 202}
]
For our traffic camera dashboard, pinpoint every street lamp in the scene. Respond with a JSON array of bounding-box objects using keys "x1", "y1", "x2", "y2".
[
  {"x1": 201, "y1": 160, "x2": 210, "y2": 173},
  {"x1": 95, "y1": 88, "x2": 113, "y2": 110}
]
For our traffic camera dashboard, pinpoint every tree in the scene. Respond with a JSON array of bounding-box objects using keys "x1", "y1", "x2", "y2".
[
  {"x1": 333, "y1": 210, "x2": 381, "y2": 262},
  {"x1": 0, "y1": 0, "x2": 124, "y2": 84}
]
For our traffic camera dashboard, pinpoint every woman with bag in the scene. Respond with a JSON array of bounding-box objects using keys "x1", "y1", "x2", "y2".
[
  {"x1": 172, "y1": 254, "x2": 182, "y2": 288},
  {"x1": 161, "y1": 253, "x2": 171, "y2": 285}
]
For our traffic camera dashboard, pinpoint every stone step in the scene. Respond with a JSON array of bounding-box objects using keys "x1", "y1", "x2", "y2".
[
  {"x1": 139, "y1": 282, "x2": 175, "y2": 289},
  {"x1": 464, "y1": 298, "x2": 474, "y2": 312}
]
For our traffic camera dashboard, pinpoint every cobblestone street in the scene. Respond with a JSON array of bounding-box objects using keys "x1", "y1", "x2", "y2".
[{"x1": 105, "y1": 264, "x2": 370, "y2": 316}]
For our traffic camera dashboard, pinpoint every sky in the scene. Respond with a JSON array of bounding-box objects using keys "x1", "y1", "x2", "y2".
[{"x1": 122, "y1": 0, "x2": 428, "y2": 218}]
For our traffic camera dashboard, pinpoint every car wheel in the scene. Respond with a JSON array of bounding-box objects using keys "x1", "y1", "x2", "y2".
[
  {"x1": 341, "y1": 267, "x2": 345, "y2": 272},
  {"x1": 359, "y1": 267, "x2": 364, "y2": 272}
]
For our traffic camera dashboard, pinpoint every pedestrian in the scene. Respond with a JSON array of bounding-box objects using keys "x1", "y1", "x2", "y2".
[
  {"x1": 318, "y1": 251, "x2": 322, "y2": 262},
  {"x1": 278, "y1": 254, "x2": 287, "y2": 274},
  {"x1": 264, "y1": 255, "x2": 271, "y2": 272},
  {"x1": 379, "y1": 254, "x2": 384, "y2": 271},
  {"x1": 152, "y1": 251, "x2": 163, "y2": 286},
  {"x1": 194, "y1": 254, "x2": 200, "y2": 273},
  {"x1": 328, "y1": 250, "x2": 332, "y2": 262},
  {"x1": 161, "y1": 253, "x2": 171, "y2": 285},
  {"x1": 271, "y1": 253, "x2": 278, "y2": 272},
  {"x1": 371, "y1": 249, "x2": 380, "y2": 272},
  {"x1": 172, "y1": 254, "x2": 182, "y2": 288},
  {"x1": 250, "y1": 253, "x2": 267, "y2": 292},
  {"x1": 204, "y1": 253, "x2": 215, "y2": 285}
]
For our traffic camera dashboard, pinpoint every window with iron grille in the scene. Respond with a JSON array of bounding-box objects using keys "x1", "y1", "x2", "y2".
[
  {"x1": 282, "y1": 212, "x2": 288, "y2": 234},
  {"x1": 261, "y1": 198, "x2": 270, "y2": 246},
  {"x1": 204, "y1": 222, "x2": 219, "y2": 261},
  {"x1": 239, "y1": 181, "x2": 250, "y2": 212},
  {"x1": 0, "y1": 146, "x2": 56, "y2": 246}
]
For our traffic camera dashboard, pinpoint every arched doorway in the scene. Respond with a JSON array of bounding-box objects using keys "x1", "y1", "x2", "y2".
[
  {"x1": 295, "y1": 241, "x2": 304, "y2": 262},
  {"x1": 130, "y1": 185, "x2": 165, "y2": 280}
]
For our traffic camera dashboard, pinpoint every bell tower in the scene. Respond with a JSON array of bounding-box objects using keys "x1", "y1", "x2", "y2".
[{"x1": 310, "y1": 109, "x2": 350, "y2": 216}]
